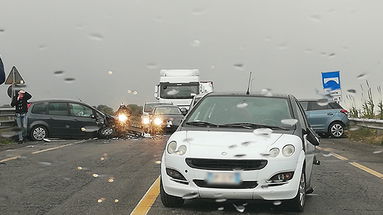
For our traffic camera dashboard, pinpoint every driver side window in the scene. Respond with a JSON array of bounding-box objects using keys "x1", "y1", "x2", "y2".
[{"x1": 69, "y1": 103, "x2": 93, "y2": 117}]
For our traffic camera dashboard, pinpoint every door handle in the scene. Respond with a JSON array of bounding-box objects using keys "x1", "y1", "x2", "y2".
[{"x1": 327, "y1": 113, "x2": 334, "y2": 116}]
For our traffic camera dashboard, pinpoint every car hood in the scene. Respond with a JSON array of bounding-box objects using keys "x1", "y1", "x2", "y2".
[
  {"x1": 157, "y1": 114, "x2": 184, "y2": 125},
  {"x1": 178, "y1": 130, "x2": 284, "y2": 159}
]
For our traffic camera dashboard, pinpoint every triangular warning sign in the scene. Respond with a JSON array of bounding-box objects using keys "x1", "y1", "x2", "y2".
[{"x1": 5, "y1": 66, "x2": 25, "y2": 85}]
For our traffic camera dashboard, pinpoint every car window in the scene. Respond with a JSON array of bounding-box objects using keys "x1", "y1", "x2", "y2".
[
  {"x1": 31, "y1": 102, "x2": 48, "y2": 114},
  {"x1": 308, "y1": 101, "x2": 331, "y2": 111},
  {"x1": 295, "y1": 100, "x2": 308, "y2": 130},
  {"x1": 48, "y1": 102, "x2": 69, "y2": 116},
  {"x1": 186, "y1": 96, "x2": 292, "y2": 128},
  {"x1": 329, "y1": 102, "x2": 342, "y2": 109},
  {"x1": 155, "y1": 107, "x2": 181, "y2": 115},
  {"x1": 69, "y1": 103, "x2": 94, "y2": 117},
  {"x1": 299, "y1": 101, "x2": 308, "y2": 111}
]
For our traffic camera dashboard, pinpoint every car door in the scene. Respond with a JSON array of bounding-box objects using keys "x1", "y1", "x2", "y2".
[
  {"x1": 306, "y1": 101, "x2": 333, "y2": 131},
  {"x1": 46, "y1": 102, "x2": 72, "y2": 137},
  {"x1": 295, "y1": 100, "x2": 315, "y2": 187},
  {"x1": 68, "y1": 103, "x2": 99, "y2": 137}
]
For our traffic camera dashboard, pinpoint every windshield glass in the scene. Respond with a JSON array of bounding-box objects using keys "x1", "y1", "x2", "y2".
[
  {"x1": 160, "y1": 83, "x2": 199, "y2": 99},
  {"x1": 144, "y1": 103, "x2": 170, "y2": 113},
  {"x1": 186, "y1": 96, "x2": 292, "y2": 128},
  {"x1": 155, "y1": 107, "x2": 181, "y2": 115}
]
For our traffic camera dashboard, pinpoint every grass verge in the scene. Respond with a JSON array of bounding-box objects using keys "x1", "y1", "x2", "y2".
[{"x1": 347, "y1": 128, "x2": 383, "y2": 145}]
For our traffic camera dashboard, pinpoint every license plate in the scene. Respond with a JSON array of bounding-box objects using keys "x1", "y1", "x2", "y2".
[{"x1": 206, "y1": 172, "x2": 241, "y2": 185}]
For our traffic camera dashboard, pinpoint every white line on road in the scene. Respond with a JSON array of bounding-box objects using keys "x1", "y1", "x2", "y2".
[
  {"x1": 0, "y1": 155, "x2": 21, "y2": 163},
  {"x1": 31, "y1": 140, "x2": 86, "y2": 154}
]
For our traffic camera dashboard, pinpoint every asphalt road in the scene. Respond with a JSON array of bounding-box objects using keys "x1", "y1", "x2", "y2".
[{"x1": 0, "y1": 136, "x2": 382, "y2": 215}]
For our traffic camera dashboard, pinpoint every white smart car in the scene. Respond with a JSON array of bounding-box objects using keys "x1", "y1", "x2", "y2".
[{"x1": 160, "y1": 93, "x2": 320, "y2": 212}]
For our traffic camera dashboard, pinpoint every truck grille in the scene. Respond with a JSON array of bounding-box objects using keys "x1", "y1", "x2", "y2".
[{"x1": 185, "y1": 158, "x2": 267, "y2": 171}]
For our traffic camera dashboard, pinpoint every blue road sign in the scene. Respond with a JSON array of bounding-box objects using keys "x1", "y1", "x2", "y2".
[{"x1": 322, "y1": 71, "x2": 341, "y2": 91}]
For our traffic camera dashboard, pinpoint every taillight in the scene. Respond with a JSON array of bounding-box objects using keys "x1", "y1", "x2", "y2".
[{"x1": 340, "y1": 109, "x2": 348, "y2": 114}]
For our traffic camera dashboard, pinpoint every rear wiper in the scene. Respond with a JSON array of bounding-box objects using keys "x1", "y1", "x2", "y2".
[
  {"x1": 220, "y1": 122, "x2": 289, "y2": 130},
  {"x1": 185, "y1": 121, "x2": 219, "y2": 127}
]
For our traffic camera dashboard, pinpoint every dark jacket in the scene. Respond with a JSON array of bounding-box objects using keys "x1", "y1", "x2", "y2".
[{"x1": 11, "y1": 92, "x2": 32, "y2": 114}]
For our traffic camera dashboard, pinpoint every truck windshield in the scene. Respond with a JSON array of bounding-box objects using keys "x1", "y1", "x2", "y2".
[{"x1": 160, "y1": 83, "x2": 199, "y2": 99}]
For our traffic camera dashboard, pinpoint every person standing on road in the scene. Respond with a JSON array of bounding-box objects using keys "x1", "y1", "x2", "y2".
[{"x1": 11, "y1": 90, "x2": 32, "y2": 143}]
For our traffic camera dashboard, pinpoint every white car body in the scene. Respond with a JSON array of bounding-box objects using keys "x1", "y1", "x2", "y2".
[{"x1": 161, "y1": 130, "x2": 314, "y2": 200}]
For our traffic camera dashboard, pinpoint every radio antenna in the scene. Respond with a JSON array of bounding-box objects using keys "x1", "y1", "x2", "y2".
[{"x1": 246, "y1": 72, "x2": 252, "y2": 95}]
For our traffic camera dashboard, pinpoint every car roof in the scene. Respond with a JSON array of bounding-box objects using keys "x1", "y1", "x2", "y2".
[
  {"x1": 31, "y1": 99, "x2": 92, "y2": 105},
  {"x1": 154, "y1": 105, "x2": 180, "y2": 109},
  {"x1": 207, "y1": 92, "x2": 291, "y2": 99}
]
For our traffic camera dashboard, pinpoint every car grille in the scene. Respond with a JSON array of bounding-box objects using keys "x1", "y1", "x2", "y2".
[
  {"x1": 193, "y1": 180, "x2": 258, "y2": 189},
  {"x1": 185, "y1": 158, "x2": 267, "y2": 171}
]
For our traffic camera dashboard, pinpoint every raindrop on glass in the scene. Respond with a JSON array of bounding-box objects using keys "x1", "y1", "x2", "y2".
[
  {"x1": 89, "y1": 33, "x2": 104, "y2": 41},
  {"x1": 228, "y1": 144, "x2": 237, "y2": 149},
  {"x1": 53, "y1": 71, "x2": 65, "y2": 76},
  {"x1": 183, "y1": 138, "x2": 193, "y2": 142},
  {"x1": 281, "y1": 119, "x2": 298, "y2": 126},
  {"x1": 309, "y1": 14, "x2": 322, "y2": 22},
  {"x1": 328, "y1": 53, "x2": 336, "y2": 58},
  {"x1": 241, "y1": 141, "x2": 251, "y2": 146},
  {"x1": 97, "y1": 198, "x2": 106, "y2": 203},
  {"x1": 253, "y1": 128, "x2": 273, "y2": 136},
  {"x1": 182, "y1": 192, "x2": 199, "y2": 200},
  {"x1": 317, "y1": 98, "x2": 330, "y2": 106},
  {"x1": 261, "y1": 88, "x2": 273, "y2": 96},
  {"x1": 100, "y1": 157, "x2": 105, "y2": 161},
  {"x1": 167, "y1": 89, "x2": 179, "y2": 95},
  {"x1": 273, "y1": 201, "x2": 282, "y2": 206},
  {"x1": 236, "y1": 103, "x2": 248, "y2": 108},
  {"x1": 107, "y1": 70, "x2": 113, "y2": 75},
  {"x1": 92, "y1": 173, "x2": 99, "y2": 178},
  {"x1": 132, "y1": 91, "x2": 138, "y2": 95},
  {"x1": 191, "y1": 40, "x2": 201, "y2": 47},
  {"x1": 217, "y1": 207, "x2": 224, "y2": 211},
  {"x1": 108, "y1": 177, "x2": 115, "y2": 183},
  {"x1": 0, "y1": 29, "x2": 4, "y2": 33},
  {"x1": 64, "y1": 78, "x2": 76, "y2": 83},
  {"x1": 192, "y1": 8, "x2": 205, "y2": 16},
  {"x1": 233, "y1": 203, "x2": 246, "y2": 213},
  {"x1": 77, "y1": 166, "x2": 83, "y2": 170},
  {"x1": 114, "y1": 199, "x2": 119, "y2": 203},
  {"x1": 233, "y1": 63, "x2": 244, "y2": 71},
  {"x1": 146, "y1": 62, "x2": 158, "y2": 70},
  {"x1": 347, "y1": 89, "x2": 356, "y2": 94},
  {"x1": 357, "y1": 73, "x2": 367, "y2": 80}
]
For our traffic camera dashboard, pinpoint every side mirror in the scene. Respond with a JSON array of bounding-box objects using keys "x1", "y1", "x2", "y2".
[
  {"x1": 305, "y1": 128, "x2": 320, "y2": 146},
  {"x1": 180, "y1": 108, "x2": 188, "y2": 116}
]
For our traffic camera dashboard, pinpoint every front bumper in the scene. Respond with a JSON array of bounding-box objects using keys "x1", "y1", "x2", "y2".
[{"x1": 161, "y1": 152, "x2": 305, "y2": 200}]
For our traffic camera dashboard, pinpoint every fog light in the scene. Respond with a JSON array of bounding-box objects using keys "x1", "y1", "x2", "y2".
[
  {"x1": 166, "y1": 168, "x2": 187, "y2": 181},
  {"x1": 269, "y1": 172, "x2": 294, "y2": 183}
]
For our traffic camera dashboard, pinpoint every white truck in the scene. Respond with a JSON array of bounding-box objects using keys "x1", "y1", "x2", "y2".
[{"x1": 154, "y1": 69, "x2": 213, "y2": 110}]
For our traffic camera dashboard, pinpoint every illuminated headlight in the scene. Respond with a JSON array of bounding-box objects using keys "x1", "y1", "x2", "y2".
[
  {"x1": 269, "y1": 148, "x2": 280, "y2": 157},
  {"x1": 142, "y1": 117, "x2": 150, "y2": 125},
  {"x1": 176, "y1": 145, "x2": 187, "y2": 155},
  {"x1": 282, "y1": 144, "x2": 295, "y2": 157},
  {"x1": 154, "y1": 117, "x2": 162, "y2": 126},
  {"x1": 118, "y1": 114, "x2": 128, "y2": 123},
  {"x1": 167, "y1": 141, "x2": 177, "y2": 154}
]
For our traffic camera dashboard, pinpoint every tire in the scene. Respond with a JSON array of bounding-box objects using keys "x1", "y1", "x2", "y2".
[
  {"x1": 30, "y1": 125, "x2": 48, "y2": 141},
  {"x1": 160, "y1": 178, "x2": 184, "y2": 208},
  {"x1": 287, "y1": 170, "x2": 306, "y2": 212},
  {"x1": 99, "y1": 127, "x2": 114, "y2": 138},
  {"x1": 329, "y1": 122, "x2": 345, "y2": 138}
]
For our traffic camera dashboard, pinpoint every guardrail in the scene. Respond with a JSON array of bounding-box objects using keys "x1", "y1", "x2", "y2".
[
  {"x1": 349, "y1": 118, "x2": 383, "y2": 130},
  {"x1": 0, "y1": 107, "x2": 16, "y2": 128}
]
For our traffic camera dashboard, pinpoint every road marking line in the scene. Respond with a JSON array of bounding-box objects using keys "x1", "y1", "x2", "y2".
[
  {"x1": 31, "y1": 140, "x2": 85, "y2": 155},
  {"x1": 0, "y1": 156, "x2": 21, "y2": 163},
  {"x1": 130, "y1": 176, "x2": 160, "y2": 215},
  {"x1": 330, "y1": 153, "x2": 349, "y2": 161},
  {"x1": 349, "y1": 162, "x2": 383, "y2": 179}
]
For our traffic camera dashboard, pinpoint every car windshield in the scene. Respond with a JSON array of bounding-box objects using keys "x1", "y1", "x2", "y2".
[
  {"x1": 160, "y1": 83, "x2": 199, "y2": 99},
  {"x1": 185, "y1": 96, "x2": 292, "y2": 129},
  {"x1": 144, "y1": 103, "x2": 170, "y2": 113},
  {"x1": 155, "y1": 107, "x2": 181, "y2": 115}
]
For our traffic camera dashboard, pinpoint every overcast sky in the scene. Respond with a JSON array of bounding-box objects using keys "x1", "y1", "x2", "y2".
[{"x1": 1, "y1": 0, "x2": 383, "y2": 109}]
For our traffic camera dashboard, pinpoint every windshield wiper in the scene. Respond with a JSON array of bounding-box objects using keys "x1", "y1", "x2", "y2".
[
  {"x1": 220, "y1": 122, "x2": 289, "y2": 130},
  {"x1": 185, "y1": 121, "x2": 219, "y2": 127}
]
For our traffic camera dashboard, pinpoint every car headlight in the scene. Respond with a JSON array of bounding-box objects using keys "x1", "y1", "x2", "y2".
[
  {"x1": 176, "y1": 145, "x2": 187, "y2": 155},
  {"x1": 167, "y1": 141, "x2": 177, "y2": 154},
  {"x1": 154, "y1": 117, "x2": 162, "y2": 126},
  {"x1": 142, "y1": 117, "x2": 150, "y2": 125},
  {"x1": 269, "y1": 148, "x2": 280, "y2": 157},
  {"x1": 282, "y1": 144, "x2": 295, "y2": 157},
  {"x1": 118, "y1": 114, "x2": 128, "y2": 123}
]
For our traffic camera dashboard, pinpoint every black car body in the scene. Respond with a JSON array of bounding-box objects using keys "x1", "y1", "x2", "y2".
[{"x1": 27, "y1": 100, "x2": 113, "y2": 140}]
